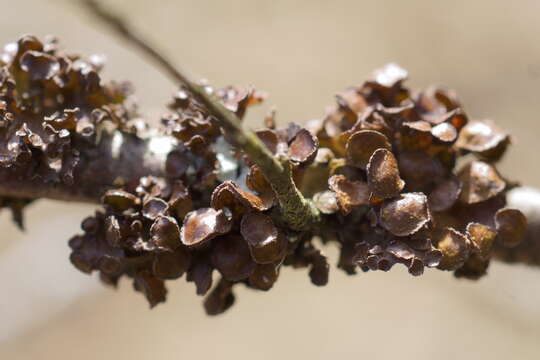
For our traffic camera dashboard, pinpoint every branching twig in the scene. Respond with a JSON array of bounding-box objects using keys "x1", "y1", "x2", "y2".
[{"x1": 81, "y1": 0, "x2": 320, "y2": 231}]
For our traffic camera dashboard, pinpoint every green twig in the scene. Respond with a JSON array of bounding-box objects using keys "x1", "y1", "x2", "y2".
[{"x1": 82, "y1": 0, "x2": 321, "y2": 231}]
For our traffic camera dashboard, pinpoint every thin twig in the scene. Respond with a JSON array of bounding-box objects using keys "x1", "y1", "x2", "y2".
[{"x1": 81, "y1": 0, "x2": 320, "y2": 231}]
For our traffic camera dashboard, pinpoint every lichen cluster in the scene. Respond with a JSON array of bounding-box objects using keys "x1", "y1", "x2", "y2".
[
  {"x1": 0, "y1": 35, "x2": 137, "y2": 226},
  {"x1": 0, "y1": 37, "x2": 527, "y2": 315},
  {"x1": 0, "y1": 35, "x2": 136, "y2": 178}
]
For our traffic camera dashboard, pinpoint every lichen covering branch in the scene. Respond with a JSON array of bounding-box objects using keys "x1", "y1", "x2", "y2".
[
  {"x1": 0, "y1": 28, "x2": 531, "y2": 315},
  {"x1": 82, "y1": 0, "x2": 320, "y2": 232}
]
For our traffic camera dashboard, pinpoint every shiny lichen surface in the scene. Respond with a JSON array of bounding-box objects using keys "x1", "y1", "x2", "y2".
[{"x1": 0, "y1": 37, "x2": 526, "y2": 315}]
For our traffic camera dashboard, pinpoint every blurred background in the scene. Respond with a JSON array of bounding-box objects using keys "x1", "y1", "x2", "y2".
[{"x1": 1, "y1": 0, "x2": 540, "y2": 358}]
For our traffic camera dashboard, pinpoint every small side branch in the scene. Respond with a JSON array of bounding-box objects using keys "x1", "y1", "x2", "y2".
[{"x1": 82, "y1": 0, "x2": 320, "y2": 231}]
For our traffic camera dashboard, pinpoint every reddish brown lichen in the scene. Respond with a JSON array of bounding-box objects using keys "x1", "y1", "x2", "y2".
[{"x1": 0, "y1": 36, "x2": 526, "y2": 315}]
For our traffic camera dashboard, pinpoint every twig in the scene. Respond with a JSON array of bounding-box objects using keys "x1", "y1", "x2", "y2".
[{"x1": 81, "y1": 0, "x2": 320, "y2": 231}]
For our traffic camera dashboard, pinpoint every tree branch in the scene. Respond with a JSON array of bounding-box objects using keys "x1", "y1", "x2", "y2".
[
  {"x1": 81, "y1": 0, "x2": 320, "y2": 231},
  {"x1": 0, "y1": 131, "x2": 171, "y2": 203},
  {"x1": 0, "y1": 15, "x2": 537, "y2": 314}
]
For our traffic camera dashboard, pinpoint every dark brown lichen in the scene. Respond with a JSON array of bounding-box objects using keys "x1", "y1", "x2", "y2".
[
  {"x1": 495, "y1": 208, "x2": 527, "y2": 248},
  {"x1": 8, "y1": 43, "x2": 515, "y2": 315},
  {"x1": 346, "y1": 130, "x2": 391, "y2": 169},
  {"x1": 0, "y1": 35, "x2": 136, "y2": 187},
  {"x1": 367, "y1": 148, "x2": 405, "y2": 199},
  {"x1": 180, "y1": 208, "x2": 232, "y2": 247},
  {"x1": 379, "y1": 193, "x2": 430, "y2": 237},
  {"x1": 458, "y1": 161, "x2": 506, "y2": 204}
]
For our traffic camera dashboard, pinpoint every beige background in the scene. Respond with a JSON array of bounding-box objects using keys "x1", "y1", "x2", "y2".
[{"x1": 1, "y1": 0, "x2": 540, "y2": 358}]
